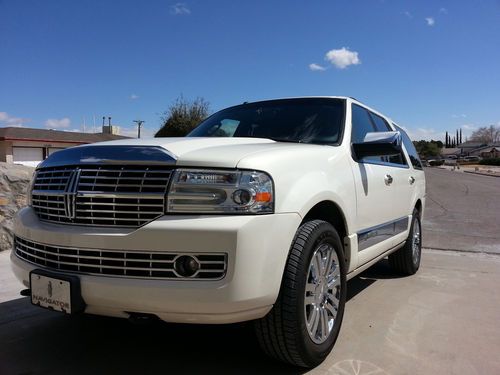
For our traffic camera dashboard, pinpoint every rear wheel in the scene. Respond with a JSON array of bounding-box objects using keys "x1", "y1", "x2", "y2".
[
  {"x1": 254, "y1": 220, "x2": 346, "y2": 368},
  {"x1": 389, "y1": 209, "x2": 422, "y2": 275}
]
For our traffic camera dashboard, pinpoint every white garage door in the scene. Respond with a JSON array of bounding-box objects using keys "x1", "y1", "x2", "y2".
[
  {"x1": 13, "y1": 147, "x2": 44, "y2": 167},
  {"x1": 48, "y1": 147, "x2": 65, "y2": 156}
]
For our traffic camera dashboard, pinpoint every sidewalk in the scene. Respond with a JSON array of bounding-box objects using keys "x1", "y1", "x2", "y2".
[{"x1": 438, "y1": 164, "x2": 500, "y2": 177}]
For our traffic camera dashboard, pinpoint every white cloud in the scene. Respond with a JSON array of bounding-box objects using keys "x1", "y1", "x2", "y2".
[
  {"x1": 403, "y1": 11, "x2": 412, "y2": 18},
  {"x1": 325, "y1": 47, "x2": 361, "y2": 69},
  {"x1": 439, "y1": 7, "x2": 448, "y2": 14},
  {"x1": 425, "y1": 17, "x2": 435, "y2": 26},
  {"x1": 461, "y1": 124, "x2": 477, "y2": 131},
  {"x1": 130, "y1": 94, "x2": 139, "y2": 100},
  {"x1": 308, "y1": 63, "x2": 326, "y2": 72},
  {"x1": 452, "y1": 114, "x2": 467, "y2": 118},
  {"x1": 0, "y1": 111, "x2": 30, "y2": 127},
  {"x1": 170, "y1": 3, "x2": 191, "y2": 15},
  {"x1": 44, "y1": 117, "x2": 71, "y2": 129}
]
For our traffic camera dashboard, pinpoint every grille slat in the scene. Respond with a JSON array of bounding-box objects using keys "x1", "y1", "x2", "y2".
[
  {"x1": 32, "y1": 165, "x2": 172, "y2": 228},
  {"x1": 15, "y1": 237, "x2": 227, "y2": 280},
  {"x1": 76, "y1": 209, "x2": 161, "y2": 215}
]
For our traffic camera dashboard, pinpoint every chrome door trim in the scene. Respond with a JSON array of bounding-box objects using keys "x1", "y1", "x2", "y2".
[{"x1": 357, "y1": 216, "x2": 409, "y2": 251}]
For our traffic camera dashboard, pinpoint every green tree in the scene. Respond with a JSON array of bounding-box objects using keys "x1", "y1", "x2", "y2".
[
  {"x1": 413, "y1": 140, "x2": 442, "y2": 158},
  {"x1": 155, "y1": 96, "x2": 210, "y2": 137}
]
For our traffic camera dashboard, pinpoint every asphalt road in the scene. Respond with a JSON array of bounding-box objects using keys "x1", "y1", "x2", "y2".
[{"x1": 423, "y1": 167, "x2": 500, "y2": 254}]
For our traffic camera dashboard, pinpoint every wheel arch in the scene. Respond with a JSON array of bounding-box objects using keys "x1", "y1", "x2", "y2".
[
  {"x1": 301, "y1": 200, "x2": 351, "y2": 270},
  {"x1": 414, "y1": 199, "x2": 423, "y2": 214}
]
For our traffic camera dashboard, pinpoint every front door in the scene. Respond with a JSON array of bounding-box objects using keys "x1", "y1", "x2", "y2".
[{"x1": 349, "y1": 104, "x2": 412, "y2": 266}]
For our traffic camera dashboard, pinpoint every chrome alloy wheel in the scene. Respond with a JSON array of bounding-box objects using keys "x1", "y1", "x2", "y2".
[
  {"x1": 412, "y1": 218, "x2": 421, "y2": 265},
  {"x1": 304, "y1": 243, "x2": 341, "y2": 344}
]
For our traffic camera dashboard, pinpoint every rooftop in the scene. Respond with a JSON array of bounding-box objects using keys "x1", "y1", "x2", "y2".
[
  {"x1": 457, "y1": 141, "x2": 487, "y2": 148},
  {"x1": 0, "y1": 127, "x2": 129, "y2": 144}
]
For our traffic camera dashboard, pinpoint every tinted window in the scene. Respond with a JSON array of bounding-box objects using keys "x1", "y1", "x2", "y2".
[
  {"x1": 369, "y1": 112, "x2": 391, "y2": 132},
  {"x1": 188, "y1": 98, "x2": 345, "y2": 144},
  {"x1": 351, "y1": 104, "x2": 375, "y2": 143},
  {"x1": 394, "y1": 124, "x2": 423, "y2": 170},
  {"x1": 385, "y1": 153, "x2": 406, "y2": 165}
]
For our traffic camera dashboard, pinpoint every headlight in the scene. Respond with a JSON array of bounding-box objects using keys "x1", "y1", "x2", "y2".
[{"x1": 167, "y1": 169, "x2": 274, "y2": 214}]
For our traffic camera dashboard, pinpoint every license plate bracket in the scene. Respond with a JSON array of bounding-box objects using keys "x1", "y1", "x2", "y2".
[{"x1": 30, "y1": 269, "x2": 85, "y2": 314}]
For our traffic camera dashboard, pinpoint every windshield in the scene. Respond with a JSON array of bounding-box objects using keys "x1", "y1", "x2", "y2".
[{"x1": 188, "y1": 98, "x2": 346, "y2": 144}]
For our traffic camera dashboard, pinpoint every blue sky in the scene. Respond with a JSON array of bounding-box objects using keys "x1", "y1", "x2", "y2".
[{"x1": 1, "y1": 0, "x2": 499, "y2": 140}]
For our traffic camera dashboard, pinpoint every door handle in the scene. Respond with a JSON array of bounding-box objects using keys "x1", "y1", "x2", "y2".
[
  {"x1": 384, "y1": 174, "x2": 393, "y2": 185},
  {"x1": 409, "y1": 176, "x2": 415, "y2": 185}
]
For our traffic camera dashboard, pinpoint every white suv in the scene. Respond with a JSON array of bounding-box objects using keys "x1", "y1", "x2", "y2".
[{"x1": 12, "y1": 97, "x2": 425, "y2": 367}]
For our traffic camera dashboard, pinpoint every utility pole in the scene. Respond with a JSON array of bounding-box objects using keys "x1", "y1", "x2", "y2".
[{"x1": 133, "y1": 120, "x2": 145, "y2": 138}]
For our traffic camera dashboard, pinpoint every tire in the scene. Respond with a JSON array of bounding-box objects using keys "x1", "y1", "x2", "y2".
[
  {"x1": 254, "y1": 220, "x2": 347, "y2": 368},
  {"x1": 388, "y1": 209, "x2": 422, "y2": 275}
]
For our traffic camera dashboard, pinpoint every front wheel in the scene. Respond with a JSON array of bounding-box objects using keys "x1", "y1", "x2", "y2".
[{"x1": 254, "y1": 220, "x2": 346, "y2": 368}]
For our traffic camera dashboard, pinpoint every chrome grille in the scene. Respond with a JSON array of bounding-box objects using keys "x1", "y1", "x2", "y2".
[
  {"x1": 32, "y1": 165, "x2": 172, "y2": 227},
  {"x1": 15, "y1": 237, "x2": 227, "y2": 280}
]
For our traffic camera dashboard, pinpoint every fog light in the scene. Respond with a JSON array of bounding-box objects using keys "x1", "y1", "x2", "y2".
[
  {"x1": 174, "y1": 255, "x2": 200, "y2": 277},
  {"x1": 232, "y1": 189, "x2": 252, "y2": 205}
]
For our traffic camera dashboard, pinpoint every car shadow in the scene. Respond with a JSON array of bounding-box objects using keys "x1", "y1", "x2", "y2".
[
  {"x1": 347, "y1": 259, "x2": 408, "y2": 301},
  {"x1": 0, "y1": 260, "x2": 402, "y2": 375},
  {"x1": 0, "y1": 297, "x2": 305, "y2": 375}
]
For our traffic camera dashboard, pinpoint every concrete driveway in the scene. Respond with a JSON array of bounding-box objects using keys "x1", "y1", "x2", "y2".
[{"x1": 1, "y1": 250, "x2": 499, "y2": 375}]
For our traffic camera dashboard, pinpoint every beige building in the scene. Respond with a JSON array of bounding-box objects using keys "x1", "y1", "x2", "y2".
[{"x1": 0, "y1": 127, "x2": 128, "y2": 167}]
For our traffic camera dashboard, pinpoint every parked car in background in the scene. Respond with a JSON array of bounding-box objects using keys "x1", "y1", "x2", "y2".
[{"x1": 11, "y1": 97, "x2": 425, "y2": 368}]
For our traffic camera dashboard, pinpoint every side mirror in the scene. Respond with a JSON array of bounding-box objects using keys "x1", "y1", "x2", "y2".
[{"x1": 352, "y1": 131, "x2": 403, "y2": 160}]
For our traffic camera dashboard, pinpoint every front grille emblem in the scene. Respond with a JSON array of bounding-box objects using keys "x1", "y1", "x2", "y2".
[{"x1": 63, "y1": 168, "x2": 80, "y2": 219}]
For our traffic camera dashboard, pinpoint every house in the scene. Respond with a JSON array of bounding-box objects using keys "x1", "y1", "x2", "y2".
[
  {"x1": 475, "y1": 146, "x2": 500, "y2": 159},
  {"x1": 457, "y1": 141, "x2": 487, "y2": 153},
  {"x1": 0, "y1": 127, "x2": 128, "y2": 167},
  {"x1": 441, "y1": 147, "x2": 461, "y2": 158}
]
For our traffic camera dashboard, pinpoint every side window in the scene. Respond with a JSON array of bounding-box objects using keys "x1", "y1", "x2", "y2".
[
  {"x1": 395, "y1": 124, "x2": 423, "y2": 170},
  {"x1": 369, "y1": 112, "x2": 391, "y2": 132},
  {"x1": 386, "y1": 152, "x2": 406, "y2": 165},
  {"x1": 351, "y1": 104, "x2": 376, "y2": 143}
]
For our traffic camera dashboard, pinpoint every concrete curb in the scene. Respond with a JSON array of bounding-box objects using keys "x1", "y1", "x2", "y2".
[
  {"x1": 423, "y1": 247, "x2": 500, "y2": 256},
  {"x1": 463, "y1": 170, "x2": 500, "y2": 178}
]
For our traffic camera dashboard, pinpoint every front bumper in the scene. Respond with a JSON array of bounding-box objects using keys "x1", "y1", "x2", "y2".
[{"x1": 12, "y1": 208, "x2": 301, "y2": 323}]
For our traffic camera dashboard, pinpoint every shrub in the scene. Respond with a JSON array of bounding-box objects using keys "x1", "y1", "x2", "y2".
[{"x1": 479, "y1": 158, "x2": 500, "y2": 166}]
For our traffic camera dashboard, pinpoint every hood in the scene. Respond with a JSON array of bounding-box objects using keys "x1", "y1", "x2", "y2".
[{"x1": 40, "y1": 137, "x2": 312, "y2": 169}]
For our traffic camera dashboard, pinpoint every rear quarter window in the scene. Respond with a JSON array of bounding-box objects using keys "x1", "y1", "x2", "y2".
[{"x1": 394, "y1": 124, "x2": 423, "y2": 170}]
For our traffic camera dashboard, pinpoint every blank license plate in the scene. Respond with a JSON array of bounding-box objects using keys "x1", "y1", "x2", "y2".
[{"x1": 30, "y1": 273, "x2": 72, "y2": 313}]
